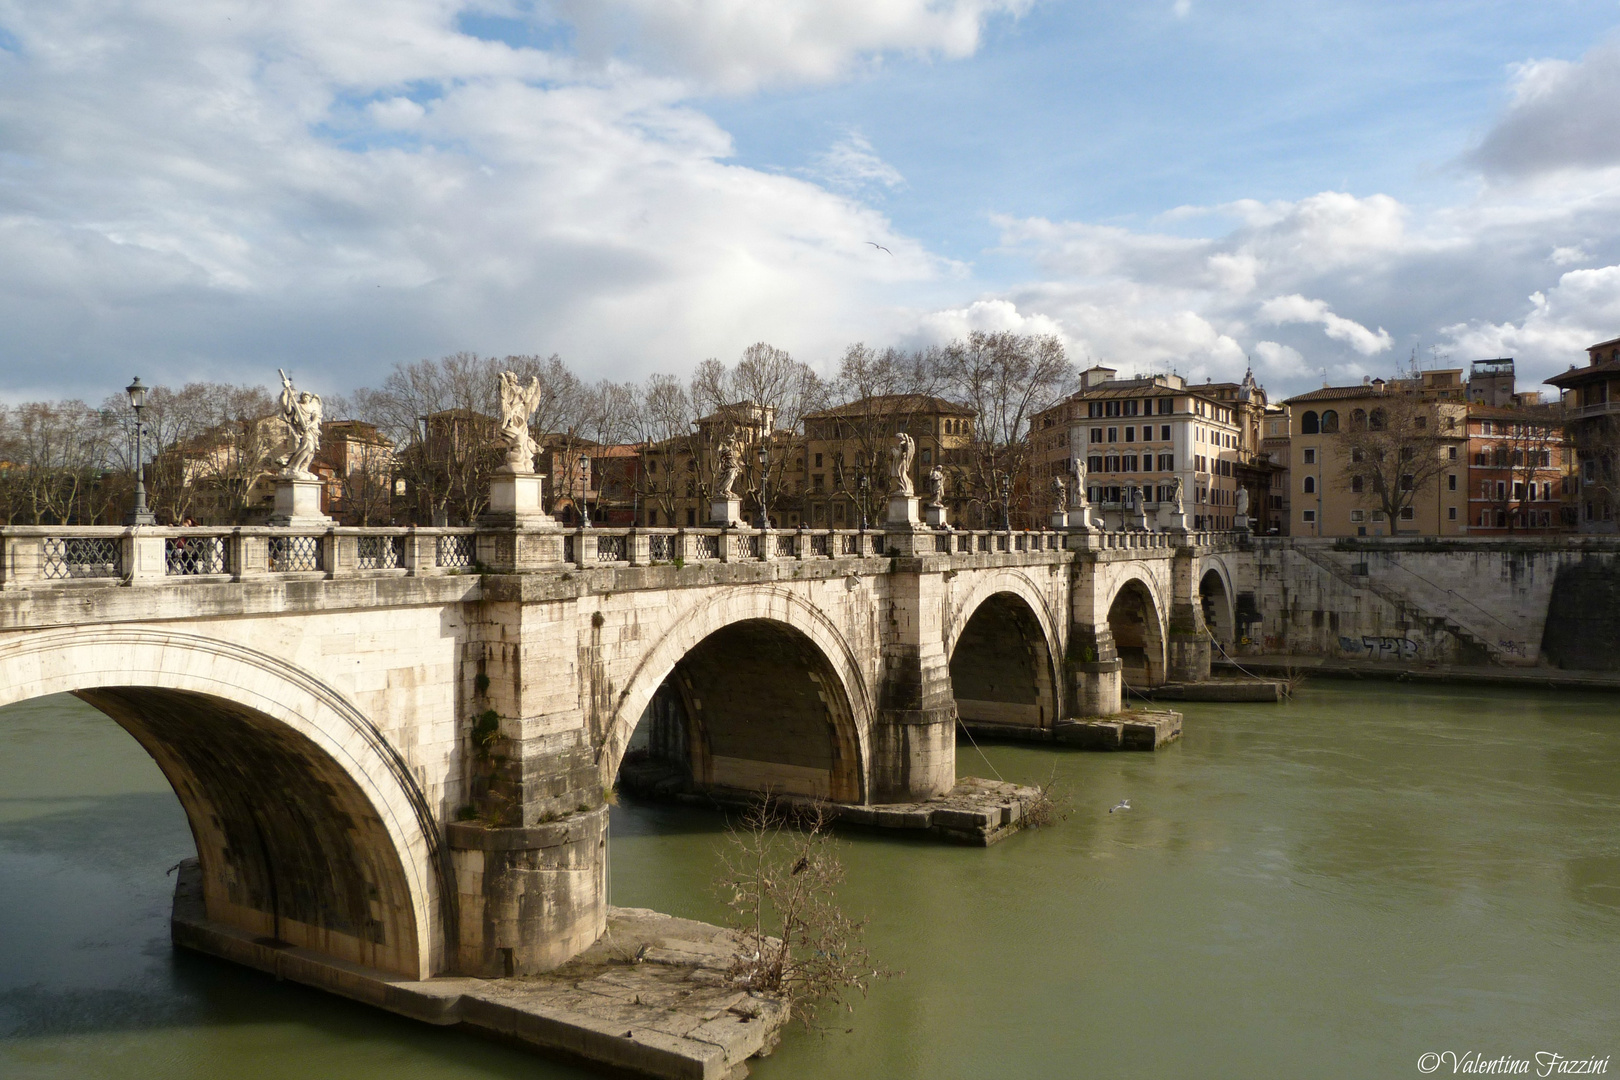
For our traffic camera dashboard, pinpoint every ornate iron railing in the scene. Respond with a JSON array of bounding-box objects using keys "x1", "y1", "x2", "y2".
[
  {"x1": 268, "y1": 535, "x2": 323, "y2": 573},
  {"x1": 43, "y1": 537, "x2": 121, "y2": 580},
  {"x1": 165, "y1": 535, "x2": 227, "y2": 576},
  {"x1": 358, "y1": 535, "x2": 404, "y2": 570},
  {"x1": 436, "y1": 533, "x2": 474, "y2": 568}
]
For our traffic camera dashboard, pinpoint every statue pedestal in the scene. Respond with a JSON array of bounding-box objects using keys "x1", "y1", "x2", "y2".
[
  {"x1": 1065, "y1": 508, "x2": 1096, "y2": 531},
  {"x1": 925, "y1": 503, "x2": 948, "y2": 528},
  {"x1": 1234, "y1": 514, "x2": 1251, "y2": 535},
  {"x1": 1163, "y1": 510, "x2": 1188, "y2": 531},
  {"x1": 269, "y1": 477, "x2": 332, "y2": 528},
  {"x1": 709, "y1": 497, "x2": 741, "y2": 527},
  {"x1": 1130, "y1": 509, "x2": 1149, "y2": 531},
  {"x1": 887, "y1": 495, "x2": 921, "y2": 527},
  {"x1": 483, "y1": 473, "x2": 553, "y2": 527}
]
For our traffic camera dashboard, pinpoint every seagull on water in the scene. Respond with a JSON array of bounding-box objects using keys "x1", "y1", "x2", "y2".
[
  {"x1": 1109, "y1": 799, "x2": 1131, "y2": 813},
  {"x1": 865, "y1": 241, "x2": 892, "y2": 255}
]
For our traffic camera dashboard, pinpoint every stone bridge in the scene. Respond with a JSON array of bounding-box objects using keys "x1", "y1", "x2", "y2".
[{"x1": 0, "y1": 520, "x2": 1244, "y2": 986}]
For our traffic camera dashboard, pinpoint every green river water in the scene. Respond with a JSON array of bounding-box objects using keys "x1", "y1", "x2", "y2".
[{"x1": 1, "y1": 681, "x2": 1617, "y2": 1079}]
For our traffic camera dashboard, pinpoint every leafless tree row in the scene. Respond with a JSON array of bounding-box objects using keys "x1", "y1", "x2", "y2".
[{"x1": 0, "y1": 330, "x2": 1075, "y2": 527}]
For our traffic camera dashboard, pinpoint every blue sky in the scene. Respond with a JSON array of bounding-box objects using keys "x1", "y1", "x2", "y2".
[{"x1": 2, "y1": 0, "x2": 1620, "y2": 403}]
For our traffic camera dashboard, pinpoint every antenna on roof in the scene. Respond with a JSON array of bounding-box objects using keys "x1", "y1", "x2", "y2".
[{"x1": 1321, "y1": 367, "x2": 1329, "y2": 388}]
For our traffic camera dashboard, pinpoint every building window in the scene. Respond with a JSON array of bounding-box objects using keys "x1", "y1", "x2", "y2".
[
  {"x1": 1125, "y1": 426, "x2": 1135, "y2": 442},
  {"x1": 1321, "y1": 410, "x2": 1339, "y2": 433},
  {"x1": 1448, "y1": 507, "x2": 1457, "y2": 521},
  {"x1": 1303, "y1": 476, "x2": 1316, "y2": 494},
  {"x1": 1301, "y1": 411, "x2": 1320, "y2": 434},
  {"x1": 1350, "y1": 510, "x2": 1364, "y2": 522},
  {"x1": 1369, "y1": 408, "x2": 1386, "y2": 431},
  {"x1": 1161, "y1": 425, "x2": 1171, "y2": 441},
  {"x1": 1303, "y1": 448, "x2": 1316, "y2": 464},
  {"x1": 1107, "y1": 427, "x2": 1118, "y2": 442},
  {"x1": 1091, "y1": 428, "x2": 1103, "y2": 443},
  {"x1": 1158, "y1": 453, "x2": 1174, "y2": 471},
  {"x1": 1400, "y1": 507, "x2": 1416, "y2": 521},
  {"x1": 686, "y1": 508, "x2": 696, "y2": 526},
  {"x1": 1447, "y1": 474, "x2": 1456, "y2": 491},
  {"x1": 1448, "y1": 446, "x2": 1458, "y2": 460},
  {"x1": 1123, "y1": 454, "x2": 1138, "y2": 472},
  {"x1": 1302, "y1": 509, "x2": 1317, "y2": 523},
  {"x1": 1089, "y1": 454, "x2": 1104, "y2": 473},
  {"x1": 921, "y1": 449, "x2": 931, "y2": 464},
  {"x1": 1105, "y1": 455, "x2": 1120, "y2": 472},
  {"x1": 1351, "y1": 475, "x2": 1364, "y2": 493}
]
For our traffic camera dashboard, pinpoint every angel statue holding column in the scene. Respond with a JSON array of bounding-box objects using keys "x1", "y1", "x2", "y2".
[
  {"x1": 497, "y1": 371, "x2": 545, "y2": 473},
  {"x1": 276, "y1": 369, "x2": 322, "y2": 479},
  {"x1": 890, "y1": 432, "x2": 916, "y2": 497}
]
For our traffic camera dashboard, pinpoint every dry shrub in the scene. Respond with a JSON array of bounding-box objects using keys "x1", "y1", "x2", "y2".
[
  {"x1": 1023, "y1": 766, "x2": 1070, "y2": 829},
  {"x1": 714, "y1": 799, "x2": 895, "y2": 1031}
]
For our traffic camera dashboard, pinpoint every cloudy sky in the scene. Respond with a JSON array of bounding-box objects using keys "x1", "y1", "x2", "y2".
[{"x1": 3, "y1": 0, "x2": 1620, "y2": 404}]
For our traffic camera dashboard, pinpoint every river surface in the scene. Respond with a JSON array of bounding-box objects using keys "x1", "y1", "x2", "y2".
[{"x1": 1, "y1": 682, "x2": 1617, "y2": 1079}]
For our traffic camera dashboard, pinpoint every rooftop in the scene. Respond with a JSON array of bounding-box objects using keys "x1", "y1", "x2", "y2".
[{"x1": 803, "y1": 394, "x2": 974, "y2": 419}]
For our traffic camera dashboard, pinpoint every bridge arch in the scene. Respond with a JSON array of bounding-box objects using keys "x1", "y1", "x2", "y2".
[
  {"x1": 945, "y1": 570, "x2": 1064, "y2": 731},
  {"x1": 1199, "y1": 556, "x2": 1237, "y2": 647},
  {"x1": 602, "y1": 587, "x2": 873, "y2": 803},
  {"x1": 1103, "y1": 572, "x2": 1168, "y2": 686},
  {"x1": 0, "y1": 628, "x2": 446, "y2": 980}
]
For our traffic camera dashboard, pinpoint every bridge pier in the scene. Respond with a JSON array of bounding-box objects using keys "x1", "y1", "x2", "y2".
[
  {"x1": 872, "y1": 552, "x2": 959, "y2": 802},
  {"x1": 1065, "y1": 623, "x2": 1124, "y2": 716},
  {"x1": 1167, "y1": 546, "x2": 1213, "y2": 683}
]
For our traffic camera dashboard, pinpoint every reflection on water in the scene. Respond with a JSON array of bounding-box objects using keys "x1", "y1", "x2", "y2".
[{"x1": 2, "y1": 684, "x2": 1618, "y2": 1079}]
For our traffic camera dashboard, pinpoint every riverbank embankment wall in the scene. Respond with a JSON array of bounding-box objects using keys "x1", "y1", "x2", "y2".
[{"x1": 1238, "y1": 537, "x2": 1620, "y2": 670}]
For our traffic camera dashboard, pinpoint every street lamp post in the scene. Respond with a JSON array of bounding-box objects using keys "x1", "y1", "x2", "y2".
[
  {"x1": 577, "y1": 453, "x2": 591, "y2": 527},
  {"x1": 857, "y1": 472, "x2": 870, "y2": 530},
  {"x1": 999, "y1": 473, "x2": 1012, "y2": 530},
  {"x1": 124, "y1": 377, "x2": 156, "y2": 526},
  {"x1": 755, "y1": 445, "x2": 770, "y2": 528}
]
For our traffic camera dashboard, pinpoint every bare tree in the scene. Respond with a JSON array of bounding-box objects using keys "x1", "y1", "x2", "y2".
[
  {"x1": 1339, "y1": 386, "x2": 1460, "y2": 531},
  {"x1": 681, "y1": 344, "x2": 826, "y2": 524},
  {"x1": 629, "y1": 374, "x2": 695, "y2": 526},
  {"x1": 933, "y1": 331, "x2": 1073, "y2": 528},
  {"x1": 0, "y1": 401, "x2": 120, "y2": 524},
  {"x1": 1478, "y1": 409, "x2": 1562, "y2": 531},
  {"x1": 715, "y1": 800, "x2": 892, "y2": 1031}
]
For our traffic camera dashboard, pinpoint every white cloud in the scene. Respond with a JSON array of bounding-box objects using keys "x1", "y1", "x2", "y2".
[
  {"x1": 549, "y1": 0, "x2": 1031, "y2": 92},
  {"x1": 1441, "y1": 265, "x2": 1620, "y2": 373},
  {"x1": 1258, "y1": 294, "x2": 1393, "y2": 356},
  {"x1": 1471, "y1": 39, "x2": 1620, "y2": 177},
  {"x1": 0, "y1": 0, "x2": 960, "y2": 397},
  {"x1": 807, "y1": 131, "x2": 907, "y2": 194}
]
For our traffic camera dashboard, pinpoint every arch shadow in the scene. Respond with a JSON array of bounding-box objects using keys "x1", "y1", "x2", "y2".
[
  {"x1": 0, "y1": 628, "x2": 446, "y2": 979},
  {"x1": 947, "y1": 590, "x2": 1061, "y2": 732},
  {"x1": 1106, "y1": 578, "x2": 1167, "y2": 687},
  {"x1": 602, "y1": 588, "x2": 873, "y2": 804}
]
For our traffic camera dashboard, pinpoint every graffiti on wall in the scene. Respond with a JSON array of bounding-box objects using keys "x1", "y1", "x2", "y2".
[{"x1": 1339, "y1": 635, "x2": 1419, "y2": 661}]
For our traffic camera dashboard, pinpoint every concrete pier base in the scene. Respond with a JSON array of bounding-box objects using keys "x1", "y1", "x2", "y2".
[
  {"x1": 171, "y1": 860, "x2": 788, "y2": 1080},
  {"x1": 615, "y1": 766, "x2": 1043, "y2": 846},
  {"x1": 959, "y1": 709, "x2": 1183, "y2": 751}
]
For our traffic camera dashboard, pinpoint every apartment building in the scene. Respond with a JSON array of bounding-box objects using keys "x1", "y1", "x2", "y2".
[
  {"x1": 1030, "y1": 367, "x2": 1245, "y2": 529},
  {"x1": 1464, "y1": 403, "x2": 1571, "y2": 533},
  {"x1": 799, "y1": 395, "x2": 976, "y2": 528},
  {"x1": 1283, "y1": 370, "x2": 1469, "y2": 537},
  {"x1": 1545, "y1": 335, "x2": 1620, "y2": 532}
]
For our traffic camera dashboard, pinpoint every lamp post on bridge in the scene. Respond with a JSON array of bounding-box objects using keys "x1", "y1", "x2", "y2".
[
  {"x1": 124, "y1": 377, "x2": 156, "y2": 526},
  {"x1": 755, "y1": 443, "x2": 770, "y2": 528},
  {"x1": 576, "y1": 452, "x2": 591, "y2": 527}
]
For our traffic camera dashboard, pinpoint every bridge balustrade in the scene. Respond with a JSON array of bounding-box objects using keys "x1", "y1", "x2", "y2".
[{"x1": 0, "y1": 525, "x2": 483, "y2": 587}]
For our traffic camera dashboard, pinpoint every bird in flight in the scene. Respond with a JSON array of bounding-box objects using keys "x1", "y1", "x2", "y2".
[
  {"x1": 1109, "y1": 799, "x2": 1131, "y2": 814},
  {"x1": 865, "y1": 241, "x2": 892, "y2": 255}
]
